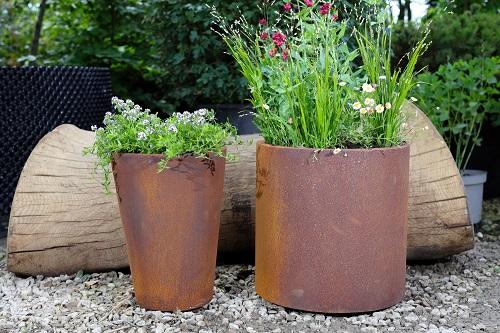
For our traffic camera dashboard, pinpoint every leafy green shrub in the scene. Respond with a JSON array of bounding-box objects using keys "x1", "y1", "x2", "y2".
[
  {"x1": 413, "y1": 57, "x2": 500, "y2": 170},
  {"x1": 148, "y1": 1, "x2": 261, "y2": 113},
  {"x1": 0, "y1": 1, "x2": 37, "y2": 66},
  {"x1": 392, "y1": 11, "x2": 499, "y2": 72},
  {"x1": 84, "y1": 97, "x2": 237, "y2": 191}
]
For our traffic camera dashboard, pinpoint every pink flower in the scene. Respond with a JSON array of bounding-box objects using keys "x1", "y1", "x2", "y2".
[
  {"x1": 282, "y1": 49, "x2": 289, "y2": 61},
  {"x1": 260, "y1": 32, "x2": 269, "y2": 40},
  {"x1": 272, "y1": 32, "x2": 287, "y2": 47},
  {"x1": 269, "y1": 48, "x2": 277, "y2": 58},
  {"x1": 304, "y1": 0, "x2": 314, "y2": 7},
  {"x1": 259, "y1": 18, "x2": 267, "y2": 26},
  {"x1": 283, "y1": 3, "x2": 292, "y2": 12},
  {"x1": 332, "y1": 13, "x2": 338, "y2": 21},
  {"x1": 319, "y1": 3, "x2": 331, "y2": 15}
]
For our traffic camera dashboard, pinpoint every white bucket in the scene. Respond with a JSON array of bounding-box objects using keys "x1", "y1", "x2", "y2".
[{"x1": 462, "y1": 170, "x2": 487, "y2": 225}]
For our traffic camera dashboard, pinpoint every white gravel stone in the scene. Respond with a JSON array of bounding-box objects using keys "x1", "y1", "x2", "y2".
[
  {"x1": 404, "y1": 313, "x2": 419, "y2": 322},
  {"x1": 0, "y1": 239, "x2": 498, "y2": 332}
]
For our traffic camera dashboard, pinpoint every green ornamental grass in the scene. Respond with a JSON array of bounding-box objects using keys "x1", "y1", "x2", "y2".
[
  {"x1": 84, "y1": 97, "x2": 237, "y2": 191},
  {"x1": 213, "y1": 1, "x2": 427, "y2": 149}
]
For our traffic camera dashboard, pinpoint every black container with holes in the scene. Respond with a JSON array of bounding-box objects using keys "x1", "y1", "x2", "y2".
[{"x1": 0, "y1": 67, "x2": 112, "y2": 229}]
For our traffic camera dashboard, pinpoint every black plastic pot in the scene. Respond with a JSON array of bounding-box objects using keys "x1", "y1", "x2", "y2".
[
  {"x1": 467, "y1": 122, "x2": 500, "y2": 200},
  {"x1": 0, "y1": 66, "x2": 112, "y2": 218},
  {"x1": 200, "y1": 104, "x2": 259, "y2": 135}
]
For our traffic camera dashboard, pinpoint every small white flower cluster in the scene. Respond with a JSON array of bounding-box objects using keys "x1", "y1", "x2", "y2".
[
  {"x1": 172, "y1": 109, "x2": 212, "y2": 126},
  {"x1": 351, "y1": 82, "x2": 392, "y2": 115},
  {"x1": 103, "y1": 111, "x2": 115, "y2": 126},
  {"x1": 92, "y1": 97, "x2": 216, "y2": 143},
  {"x1": 168, "y1": 124, "x2": 178, "y2": 133},
  {"x1": 352, "y1": 99, "x2": 392, "y2": 115},
  {"x1": 111, "y1": 97, "x2": 149, "y2": 121}
]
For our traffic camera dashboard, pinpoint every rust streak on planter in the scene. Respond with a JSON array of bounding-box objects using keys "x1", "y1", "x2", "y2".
[
  {"x1": 112, "y1": 153, "x2": 225, "y2": 311},
  {"x1": 255, "y1": 142, "x2": 410, "y2": 313}
]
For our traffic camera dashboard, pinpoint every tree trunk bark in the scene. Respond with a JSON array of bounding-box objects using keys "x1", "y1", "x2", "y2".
[
  {"x1": 30, "y1": 0, "x2": 47, "y2": 56},
  {"x1": 405, "y1": 0, "x2": 412, "y2": 21},
  {"x1": 398, "y1": 0, "x2": 405, "y2": 21}
]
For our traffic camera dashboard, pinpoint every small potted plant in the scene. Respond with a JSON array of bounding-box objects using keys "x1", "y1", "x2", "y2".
[
  {"x1": 215, "y1": 1, "x2": 427, "y2": 313},
  {"x1": 414, "y1": 57, "x2": 499, "y2": 226},
  {"x1": 84, "y1": 97, "x2": 237, "y2": 311}
]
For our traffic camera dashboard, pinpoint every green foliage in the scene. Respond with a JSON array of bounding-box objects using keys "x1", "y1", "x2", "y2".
[
  {"x1": 355, "y1": 24, "x2": 428, "y2": 146},
  {"x1": 147, "y1": 0, "x2": 263, "y2": 112},
  {"x1": 43, "y1": 0, "x2": 163, "y2": 110},
  {"x1": 413, "y1": 57, "x2": 500, "y2": 170},
  {"x1": 0, "y1": 0, "x2": 165, "y2": 112},
  {"x1": 0, "y1": 0, "x2": 38, "y2": 66},
  {"x1": 427, "y1": 0, "x2": 497, "y2": 16},
  {"x1": 84, "y1": 97, "x2": 237, "y2": 191},
  {"x1": 392, "y1": 11, "x2": 499, "y2": 72},
  {"x1": 217, "y1": 1, "x2": 426, "y2": 149}
]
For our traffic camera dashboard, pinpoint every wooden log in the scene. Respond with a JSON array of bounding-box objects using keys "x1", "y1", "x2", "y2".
[
  {"x1": 7, "y1": 103, "x2": 474, "y2": 275},
  {"x1": 404, "y1": 102, "x2": 474, "y2": 260}
]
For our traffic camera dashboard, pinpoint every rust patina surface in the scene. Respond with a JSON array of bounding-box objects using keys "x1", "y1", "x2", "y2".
[
  {"x1": 255, "y1": 142, "x2": 410, "y2": 313},
  {"x1": 112, "y1": 153, "x2": 225, "y2": 311}
]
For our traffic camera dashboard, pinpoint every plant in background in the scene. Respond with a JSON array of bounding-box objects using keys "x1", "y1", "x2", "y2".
[
  {"x1": 413, "y1": 56, "x2": 500, "y2": 170},
  {"x1": 84, "y1": 97, "x2": 237, "y2": 191},
  {"x1": 392, "y1": 10, "x2": 499, "y2": 72},
  {"x1": 213, "y1": 1, "x2": 427, "y2": 149}
]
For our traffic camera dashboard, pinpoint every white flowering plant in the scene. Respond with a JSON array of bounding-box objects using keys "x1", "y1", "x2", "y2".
[
  {"x1": 84, "y1": 97, "x2": 237, "y2": 191},
  {"x1": 353, "y1": 24, "x2": 428, "y2": 147}
]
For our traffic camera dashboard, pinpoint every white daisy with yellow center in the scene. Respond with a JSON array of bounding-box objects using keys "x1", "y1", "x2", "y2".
[
  {"x1": 362, "y1": 83, "x2": 375, "y2": 93},
  {"x1": 364, "y1": 98, "x2": 375, "y2": 107}
]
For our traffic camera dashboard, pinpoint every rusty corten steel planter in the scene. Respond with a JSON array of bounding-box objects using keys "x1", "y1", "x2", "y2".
[
  {"x1": 255, "y1": 142, "x2": 410, "y2": 313},
  {"x1": 112, "y1": 153, "x2": 226, "y2": 311}
]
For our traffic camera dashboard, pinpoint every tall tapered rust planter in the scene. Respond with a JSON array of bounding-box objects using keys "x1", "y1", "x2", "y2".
[
  {"x1": 255, "y1": 142, "x2": 410, "y2": 313},
  {"x1": 112, "y1": 153, "x2": 226, "y2": 311}
]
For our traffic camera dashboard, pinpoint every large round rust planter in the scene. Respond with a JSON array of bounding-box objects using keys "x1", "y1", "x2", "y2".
[
  {"x1": 112, "y1": 153, "x2": 226, "y2": 311},
  {"x1": 255, "y1": 142, "x2": 410, "y2": 313}
]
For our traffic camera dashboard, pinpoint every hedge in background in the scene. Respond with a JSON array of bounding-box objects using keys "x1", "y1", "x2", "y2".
[{"x1": 392, "y1": 10, "x2": 499, "y2": 72}]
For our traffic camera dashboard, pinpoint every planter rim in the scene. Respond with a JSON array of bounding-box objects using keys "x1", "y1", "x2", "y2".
[
  {"x1": 461, "y1": 169, "x2": 487, "y2": 186},
  {"x1": 112, "y1": 151, "x2": 226, "y2": 160},
  {"x1": 461, "y1": 169, "x2": 487, "y2": 176},
  {"x1": 257, "y1": 141, "x2": 409, "y2": 153}
]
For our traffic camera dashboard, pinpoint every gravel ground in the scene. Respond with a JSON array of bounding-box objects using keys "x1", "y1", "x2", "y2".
[{"x1": 1, "y1": 215, "x2": 499, "y2": 332}]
